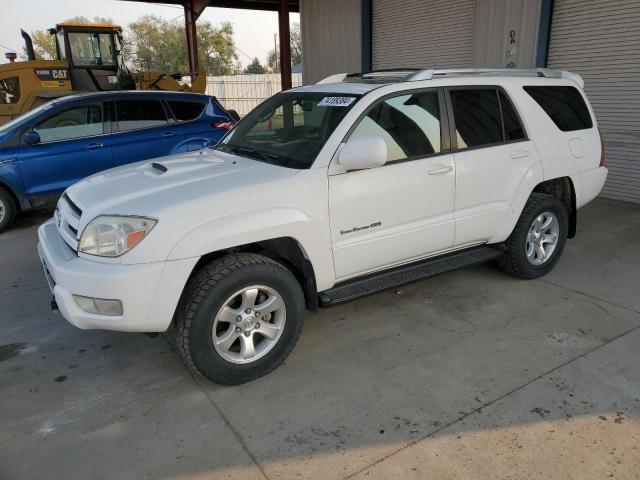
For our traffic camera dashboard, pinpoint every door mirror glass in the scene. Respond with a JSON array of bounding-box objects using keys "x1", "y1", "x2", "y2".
[
  {"x1": 338, "y1": 136, "x2": 387, "y2": 170},
  {"x1": 23, "y1": 130, "x2": 41, "y2": 145}
]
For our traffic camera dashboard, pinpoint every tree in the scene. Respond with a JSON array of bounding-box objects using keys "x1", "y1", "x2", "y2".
[
  {"x1": 126, "y1": 15, "x2": 237, "y2": 75},
  {"x1": 26, "y1": 16, "x2": 114, "y2": 60},
  {"x1": 267, "y1": 22, "x2": 302, "y2": 73},
  {"x1": 244, "y1": 57, "x2": 266, "y2": 74}
]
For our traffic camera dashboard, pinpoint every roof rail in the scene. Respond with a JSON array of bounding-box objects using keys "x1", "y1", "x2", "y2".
[{"x1": 317, "y1": 68, "x2": 584, "y2": 88}]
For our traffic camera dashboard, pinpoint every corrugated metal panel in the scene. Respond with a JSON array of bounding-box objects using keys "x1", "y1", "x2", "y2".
[
  {"x1": 300, "y1": 0, "x2": 362, "y2": 84},
  {"x1": 372, "y1": 0, "x2": 476, "y2": 69},
  {"x1": 548, "y1": 0, "x2": 640, "y2": 203}
]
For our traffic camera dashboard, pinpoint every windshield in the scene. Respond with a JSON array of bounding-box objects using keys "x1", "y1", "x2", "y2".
[
  {"x1": 218, "y1": 92, "x2": 360, "y2": 169},
  {"x1": 68, "y1": 32, "x2": 116, "y2": 66}
]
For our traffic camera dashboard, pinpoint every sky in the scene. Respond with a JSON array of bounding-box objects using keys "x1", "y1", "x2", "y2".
[{"x1": 0, "y1": 0, "x2": 299, "y2": 68}]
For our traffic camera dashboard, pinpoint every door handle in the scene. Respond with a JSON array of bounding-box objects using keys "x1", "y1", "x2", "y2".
[
  {"x1": 163, "y1": 131, "x2": 175, "y2": 139},
  {"x1": 428, "y1": 165, "x2": 453, "y2": 175},
  {"x1": 87, "y1": 142, "x2": 103, "y2": 150},
  {"x1": 510, "y1": 150, "x2": 530, "y2": 159}
]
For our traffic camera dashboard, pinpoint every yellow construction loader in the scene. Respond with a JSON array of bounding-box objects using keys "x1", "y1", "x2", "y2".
[{"x1": 0, "y1": 23, "x2": 206, "y2": 125}]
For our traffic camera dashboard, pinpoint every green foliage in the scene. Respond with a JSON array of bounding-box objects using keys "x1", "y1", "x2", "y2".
[
  {"x1": 243, "y1": 57, "x2": 266, "y2": 74},
  {"x1": 267, "y1": 23, "x2": 302, "y2": 73},
  {"x1": 126, "y1": 15, "x2": 237, "y2": 75}
]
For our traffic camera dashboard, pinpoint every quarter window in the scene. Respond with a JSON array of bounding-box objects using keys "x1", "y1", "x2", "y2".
[
  {"x1": 167, "y1": 100, "x2": 206, "y2": 122},
  {"x1": 523, "y1": 86, "x2": 593, "y2": 131},
  {"x1": 450, "y1": 89, "x2": 503, "y2": 149},
  {"x1": 116, "y1": 100, "x2": 167, "y2": 131},
  {"x1": 34, "y1": 104, "x2": 103, "y2": 143},
  {"x1": 350, "y1": 91, "x2": 442, "y2": 163}
]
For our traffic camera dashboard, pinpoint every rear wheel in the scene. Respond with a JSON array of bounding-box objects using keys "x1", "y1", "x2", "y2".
[
  {"x1": 0, "y1": 188, "x2": 17, "y2": 233},
  {"x1": 174, "y1": 253, "x2": 305, "y2": 385},
  {"x1": 497, "y1": 193, "x2": 568, "y2": 279}
]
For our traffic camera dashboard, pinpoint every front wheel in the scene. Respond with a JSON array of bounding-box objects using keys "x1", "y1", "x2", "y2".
[
  {"x1": 174, "y1": 253, "x2": 305, "y2": 385},
  {"x1": 497, "y1": 193, "x2": 569, "y2": 279}
]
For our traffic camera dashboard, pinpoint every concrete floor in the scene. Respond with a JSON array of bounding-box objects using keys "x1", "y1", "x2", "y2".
[{"x1": 1, "y1": 198, "x2": 639, "y2": 480}]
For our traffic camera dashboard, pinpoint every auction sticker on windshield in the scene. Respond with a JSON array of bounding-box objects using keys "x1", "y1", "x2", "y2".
[{"x1": 318, "y1": 97, "x2": 356, "y2": 107}]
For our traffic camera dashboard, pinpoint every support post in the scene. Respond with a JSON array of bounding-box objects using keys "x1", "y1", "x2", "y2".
[
  {"x1": 278, "y1": 0, "x2": 292, "y2": 91},
  {"x1": 184, "y1": 0, "x2": 209, "y2": 76}
]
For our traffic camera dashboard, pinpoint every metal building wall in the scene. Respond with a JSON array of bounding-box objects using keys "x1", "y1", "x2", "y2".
[
  {"x1": 547, "y1": 0, "x2": 640, "y2": 203},
  {"x1": 300, "y1": 0, "x2": 362, "y2": 84},
  {"x1": 371, "y1": 0, "x2": 476, "y2": 69}
]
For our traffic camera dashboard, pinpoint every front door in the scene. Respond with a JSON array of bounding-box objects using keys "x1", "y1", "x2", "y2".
[
  {"x1": 329, "y1": 89, "x2": 456, "y2": 280},
  {"x1": 17, "y1": 101, "x2": 112, "y2": 204}
]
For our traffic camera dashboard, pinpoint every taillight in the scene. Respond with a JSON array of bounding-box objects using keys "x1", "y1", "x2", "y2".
[
  {"x1": 598, "y1": 127, "x2": 606, "y2": 167},
  {"x1": 212, "y1": 121, "x2": 235, "y2": 131}
]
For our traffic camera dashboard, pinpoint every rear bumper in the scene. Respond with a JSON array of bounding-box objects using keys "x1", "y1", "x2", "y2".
[
  {"x1": 37, "y1": 219, "x2": 198, "y2": 332},
  {"x1": 573, "y1": 166, "x2": 608, "y2": 208}
]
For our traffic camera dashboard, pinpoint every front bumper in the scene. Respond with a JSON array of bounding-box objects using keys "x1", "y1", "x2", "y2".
[{"x1": 37, "y1": 219, "x2": 198, "y2": 332}]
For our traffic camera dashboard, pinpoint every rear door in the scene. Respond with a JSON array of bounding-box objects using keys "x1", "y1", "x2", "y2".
[
  {"x1": 16, "y1": 101, "x2": 112, "y2": 202},
  {"x1": 110, "y1": 98, "x2": 176, "y2": 166},
  {"x1": 448, "y1": 87, "x2": 539, "y2": 245}
]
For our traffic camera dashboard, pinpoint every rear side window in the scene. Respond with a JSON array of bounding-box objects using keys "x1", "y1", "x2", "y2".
[
  {"x1": 523, "y1": 86, "x2": 592, "y2": 131},
  {"x1": 116, "y1": 100, "x2": 167, "y2": 131},
  {"x1": 350, "y1": 91, "x2": 442, "y2": 163},
  {"x1": 450, "y1": 89, "x2": 503, "y2": 148},
  {"x1": 167, "y1": 100, "x2": 206, "y2": 122}
]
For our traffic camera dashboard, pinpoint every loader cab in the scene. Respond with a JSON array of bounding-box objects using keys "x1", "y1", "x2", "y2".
[{"x1": 50, "y1": 23, "x2": 136, "y2": 92}]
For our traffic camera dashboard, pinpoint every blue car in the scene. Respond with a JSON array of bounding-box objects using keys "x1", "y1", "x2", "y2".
[{"x1": 0, "y1": 90, "x2": 236, "y2": 232}]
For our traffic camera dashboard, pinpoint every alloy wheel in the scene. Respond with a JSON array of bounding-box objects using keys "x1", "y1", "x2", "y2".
[
  {"x1": 211, "y1": 285, "x2": 286, "y2": 364},
  {"x1": 525, "y1": 211, "x2": 559, "y2": 265}
]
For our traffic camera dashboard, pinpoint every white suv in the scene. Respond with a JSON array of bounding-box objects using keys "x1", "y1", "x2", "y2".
[{"x1": 38, "y1": 68, "x2": 608, "y2": 384}]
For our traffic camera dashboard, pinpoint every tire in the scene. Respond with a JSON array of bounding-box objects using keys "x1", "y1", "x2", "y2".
[
  {"x1": 0, "y1": 188, "x2": 17, "y2": 234},
  {"x1": 497, "y1": 193, "x2": 569, "y2": 279},
  {"x1": 174, "y1": 252, "x2": 305, "y2": 385}
]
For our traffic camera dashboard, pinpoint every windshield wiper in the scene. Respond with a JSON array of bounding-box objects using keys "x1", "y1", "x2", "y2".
[{"x1": 217, "y1": 144, "x2": 281, "y2": 164}]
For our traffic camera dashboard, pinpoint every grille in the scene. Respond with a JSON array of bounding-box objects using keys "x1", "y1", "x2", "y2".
[{"x1": 55, "y1": 194, "x2": 83, "y2": 253}]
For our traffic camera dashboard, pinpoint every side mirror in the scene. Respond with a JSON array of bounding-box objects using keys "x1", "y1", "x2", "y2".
[
  {"x1": 338, "y1": 136, "x2": 387, "y2": 170},
  {"x1": 24, "y1": 130, "x2": 41, "y2": 145},
  {"x1": 227, "y1": 109, "x2": 240, "y2": 122}
]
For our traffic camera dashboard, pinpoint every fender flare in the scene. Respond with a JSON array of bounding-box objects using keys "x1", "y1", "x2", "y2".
[{"x1": 167, "y1": 207, "x2": 335, "y2": 291}]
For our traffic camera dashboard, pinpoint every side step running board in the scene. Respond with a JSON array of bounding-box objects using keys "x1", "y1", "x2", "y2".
[{"x1": 318, "y1": 245, "x2": 505, "y2": 307}]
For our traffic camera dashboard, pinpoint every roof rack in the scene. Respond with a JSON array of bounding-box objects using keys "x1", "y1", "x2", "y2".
[{"x1": 317, "y1": 68, "x2": 584, "y2": 88}]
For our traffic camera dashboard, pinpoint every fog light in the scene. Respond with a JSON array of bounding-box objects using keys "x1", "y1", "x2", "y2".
[{"x1": 73, "y1": 295, "x2": 123, "y2": 316}]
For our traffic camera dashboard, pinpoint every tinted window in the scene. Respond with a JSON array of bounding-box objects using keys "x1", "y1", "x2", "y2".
[
  {"x1": 0, "y1": 77, "x2": 20, "y2": 104},
  {"x1": 168, "y1": 100, "x2": 206, "y2": 121},
  {"x1": 451, "y1": 89, "x2": 502, "y2": 149},
  {"x1": 116, "y1": 100, "x2": 167, "y2": 131},
  {"x1": 350, "y1": 91, "x2": 441, "y2": 163},
  {"x1": 499, "y1": 90, "x2": 525, "y2": 141},
  {"x1": 524, "y1": 86, "x2": 592, "y2": 131},
  {"x1": 34, "y1": 104, "x2": 103, "y2": 143}
]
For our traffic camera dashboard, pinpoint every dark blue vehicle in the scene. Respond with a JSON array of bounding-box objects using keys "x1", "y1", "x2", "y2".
[{"x1": 0, "y1": 90, "x2": 237, "y2": 232}]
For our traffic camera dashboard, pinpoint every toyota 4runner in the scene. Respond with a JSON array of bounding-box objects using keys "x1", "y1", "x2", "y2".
[{"x1": 38, "y1": 68, "x2": 608, "y2": 384}]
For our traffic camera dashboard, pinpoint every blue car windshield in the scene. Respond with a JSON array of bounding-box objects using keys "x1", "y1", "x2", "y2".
[{"x1": 217, "y1": 92, "x2": 360, "y2": 169}]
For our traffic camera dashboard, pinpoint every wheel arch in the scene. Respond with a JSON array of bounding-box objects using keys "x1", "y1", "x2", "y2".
[
  {"x1": 532, "y1": 176, "x2": 577, "y2": 238},
  {"x1": 186, "y1": 237, "x2": 319, "y2": 312},
  {"x1": 0, "y1": 178, "x2": 25, "y2": 212}
]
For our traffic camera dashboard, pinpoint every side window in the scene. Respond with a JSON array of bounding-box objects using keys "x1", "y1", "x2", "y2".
[
  {"x1": 349, "y1": 91, "x2": 441, "y2": 163},
  {"x1": 0, "y1": 77, "x2": 21, "y2": 104},
  {"x1": 34, "y1": 104, "x2": 103, "y2": 143},
  {"x1": 523, "y1": 86, "x2": 593, "y2": 131},
  {"x1": 499, "y1": 90, "x2": 525, "y2": 141},
  {"x1": 167, "y1": 100, "x2": 206, "y2": 122},
  {"x1": 450, "y1": 89, "x2": 502, "y2": 149},
  {"x1": 116, "y1": 100, "x2": 167, "y2": 131}
]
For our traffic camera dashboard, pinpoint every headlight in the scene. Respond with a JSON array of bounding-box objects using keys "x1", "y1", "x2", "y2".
[{"x1": 78, "y1": 215, "x2": 157, "y2": 257}]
